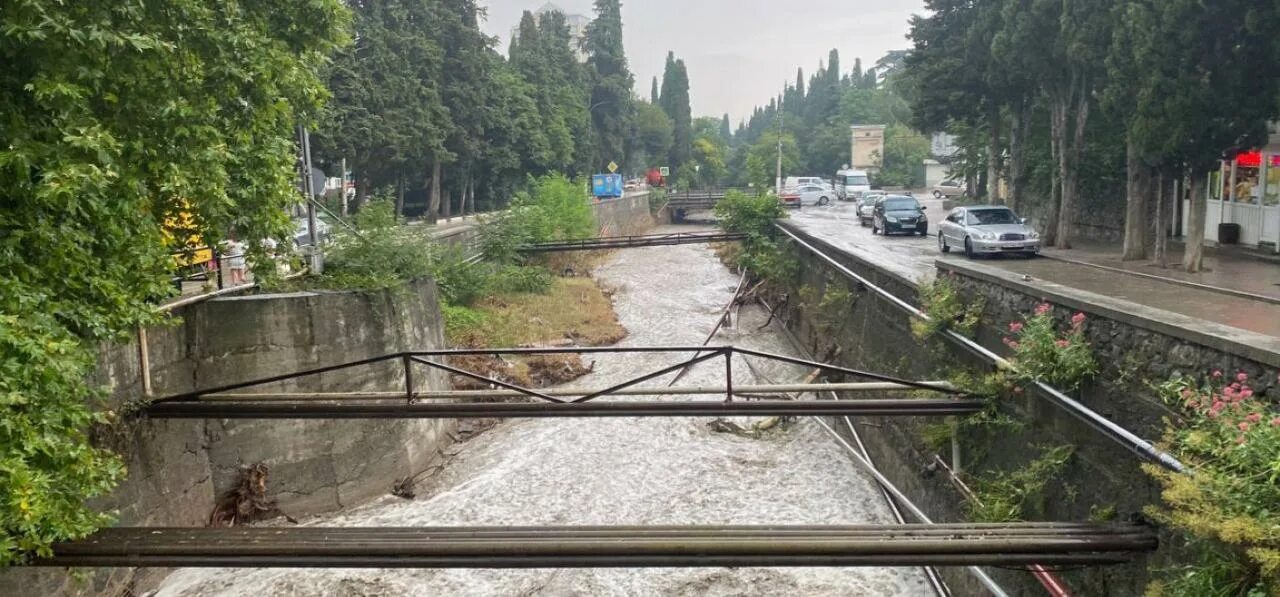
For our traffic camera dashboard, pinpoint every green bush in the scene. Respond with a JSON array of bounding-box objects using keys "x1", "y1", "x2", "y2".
[
  {"x1": 441, "y1": 304, "x2": 488, "y2": 341},
  {"x1": 308, "y1": 200, "x2": 497, "y2": 306},
  {"x1": 487, "y1": 265, "x2": 553, "y2": 295},
  {"x1": 911, "y1": 274, "x2": 985, "y2": 339},
  {"x1": 1000, "y1": 303, "x2": 1098, "y2": 390},
  {"x1": 1144, "y1": 371, "x2": 1280, "y2": 595},
  {"x1": 714, "y1": 189, "x2": 786, "y2": 237},
  {"x1": 968, "y1": 445, "x2": 1074, "y2": 523},
  {"x1": 0, "y1": 311, "x2": 124, "y2": 565},
  {"x1": 713, "y1": 190, "x2": 795, "y2": 284},
  {"x1": 481, "y1": 173, "x2": 595, "y2": 263},
  {"x1": 316, "y1": 200, "x2": 435, "y2": 290}
]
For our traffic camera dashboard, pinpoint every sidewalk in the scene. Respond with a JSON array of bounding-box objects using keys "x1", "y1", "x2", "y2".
[{"x1": 1040, "y1": 240, "x2": 1280, "y2": 304}]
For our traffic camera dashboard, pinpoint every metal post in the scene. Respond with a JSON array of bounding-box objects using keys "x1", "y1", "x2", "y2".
[
  {"x1": 214, "y1": 249, "x2": 224, "y2": 290},
  {"x1": 949, "y1": 417, "x2": 962, "y2": 475},
  {"x1": 403, "y1": 355, "x2": 414, "y2": 404},
  {"x1": 724, "y1": 350, "x2": 733, "y2": 402},
  {"x1": 138, "y1": 326, "x2": 153, "y2": 398}
]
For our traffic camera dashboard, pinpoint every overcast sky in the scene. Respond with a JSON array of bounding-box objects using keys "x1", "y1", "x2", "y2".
[{"x1": 478, "y1": 0, "x2": 926, "y2": 124}]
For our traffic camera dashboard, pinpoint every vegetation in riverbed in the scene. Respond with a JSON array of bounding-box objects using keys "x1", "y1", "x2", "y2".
[
  {"x1": 713, "y1": 190, "x2": 796, "y2": 287},
  {"x1": 967, "y1": 444, "x2": 1075, "y2": 523},
  {"x1": 444, "y1": 278, "x2": 626, "y2": 349}
]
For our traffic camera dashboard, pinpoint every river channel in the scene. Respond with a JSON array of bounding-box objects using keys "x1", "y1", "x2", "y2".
[{"x1": 154, "y1": 230, "x2": 931, "y2": 596}]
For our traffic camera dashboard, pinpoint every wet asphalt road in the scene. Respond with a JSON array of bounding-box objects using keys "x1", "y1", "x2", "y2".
[{"x1": 783, "y1": 198, "x2": 1280, "y2": 339}]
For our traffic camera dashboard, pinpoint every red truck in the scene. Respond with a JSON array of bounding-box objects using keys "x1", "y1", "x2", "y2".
[{"x1": 645, "y1": 168, "x2": 665, "y2": 188}]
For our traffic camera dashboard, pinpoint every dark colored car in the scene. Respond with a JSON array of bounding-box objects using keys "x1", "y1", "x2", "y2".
[{"x1": 872, "y1": 195, "x2": 928, "y2": 236}]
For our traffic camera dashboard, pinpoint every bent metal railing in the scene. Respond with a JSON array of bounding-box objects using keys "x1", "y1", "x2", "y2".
[
  {"x1": 144, "y1": 346, "x2": 977, "y2": 419},
  {"x1": 30, "y1": 345, "x2": 1160, "y2": 572},
  {"x1": 517, "y1": 231, "x2": 745, "y2": 254}
]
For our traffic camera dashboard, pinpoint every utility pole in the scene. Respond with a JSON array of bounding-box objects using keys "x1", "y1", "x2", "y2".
[
  {"x1": 298, "y1": 125, "x2": 323, "y2": 274},
  {"x1": 775, "y1": 102, "x2": 784, "y2": 194},
  {"x1": 340, "y1": 157, "x2": 348, "y2": 217}
]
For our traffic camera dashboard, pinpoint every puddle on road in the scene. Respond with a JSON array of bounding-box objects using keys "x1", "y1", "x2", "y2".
[{"x1": 154, "y1": 228, "x2": 932, "y2": 597}]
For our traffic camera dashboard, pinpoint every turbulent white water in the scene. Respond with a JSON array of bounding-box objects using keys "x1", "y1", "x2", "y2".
[{"x1": 154, "y1": 230, "x2": 931, "y2": 596}]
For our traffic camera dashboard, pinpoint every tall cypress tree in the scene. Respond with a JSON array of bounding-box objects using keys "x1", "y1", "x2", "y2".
[
  {"x1": 585, "y1": 0, "x2": 635, "y2": 170},
  {"x1": 651, "y1": 76, "x2": 659, "y2": 103},
  {"x1": 659, "y1": 51, "x2": 692, "y2": 172},
  {"x1": 720, "y1": 114, "x2": 732, "y2": 143}
]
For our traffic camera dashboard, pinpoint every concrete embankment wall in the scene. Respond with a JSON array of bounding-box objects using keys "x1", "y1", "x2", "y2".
[
  {"x1": 591, "y1": 193, "x2": 654, "y2": 236},
  {"x1": 5, "y1": 280, "x2": 453, "y2": 596},
  {"x1": 428, "y1": 192, "x2": 655, "y2": 256},
  {"x1": 776, "y1": 223, "x2": 1278, "y2": 596}
]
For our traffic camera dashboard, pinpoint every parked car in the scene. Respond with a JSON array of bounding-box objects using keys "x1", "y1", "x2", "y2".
[
  {"x1": 937, "y1": 205, "x2": 1041, "y2": 258},
  {"x1": 932, "y1": 178, "x2": 965, "y2": 199},
  {"x1": 872, "y1": 195, "x2": 928, "y2": 236},
  {"x1": 857, "y1": 193, "x2": 886, "y2": 226},
  {"x1": 293, "y1": 217, "x2": 331, "y2": 247},
  {"x1": 780, "y1": 184, "x2": 833, "y2": 208}
]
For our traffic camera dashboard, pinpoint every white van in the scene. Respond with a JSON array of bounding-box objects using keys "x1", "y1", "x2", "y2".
[
  {"x1": 836, "y1": 169, "x2": 871, "y2": 201},
  {"x1": 784, "y1": 176, "x2": 832, "y2": 191}
]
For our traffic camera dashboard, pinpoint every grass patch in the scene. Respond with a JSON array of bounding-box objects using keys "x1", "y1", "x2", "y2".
[{"x1": 446, "y1": 277, "x2": 626, "y2": 348}]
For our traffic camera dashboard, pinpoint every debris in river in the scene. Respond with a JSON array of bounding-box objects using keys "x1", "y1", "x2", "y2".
[
  {"x1": 707, "y1": 416, "x2": 791, "y2": 438},
  {"x1": 208, "y1": 463, "x2": 292, "y2": 527}
]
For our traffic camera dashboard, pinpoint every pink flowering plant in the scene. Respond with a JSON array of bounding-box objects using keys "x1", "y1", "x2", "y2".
[
  {"x1": 1000, "y1": 303, "x2": 1097, "y2": 390},
  {"x1": 1145, "y1": 371, "x2": 1280, "y2": 592}
]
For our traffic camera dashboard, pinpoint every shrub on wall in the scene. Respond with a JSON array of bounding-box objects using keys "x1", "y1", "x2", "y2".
[{"x1": 1145, "y1": 371, "x2": 1280, "y2": 596}]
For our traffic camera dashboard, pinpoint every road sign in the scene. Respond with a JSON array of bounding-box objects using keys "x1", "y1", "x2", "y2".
[
  {"x1": 607, "y1": 161, "x2": 619, "y2": 173},
  {"x1": 659, "y1": 166, "x2": 670, "y2": 177}
]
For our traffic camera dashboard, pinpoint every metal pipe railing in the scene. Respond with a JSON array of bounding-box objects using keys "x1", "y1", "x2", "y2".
[
  {"x1": 145, "y1": 398, "x2": 986, "y2": 420},
  {"x1": 774, "y1": 222, "x2": 1186, "y2": 473},
  {"x1": 38, "y1": 523, "x2": 1155, "y2": 569}
]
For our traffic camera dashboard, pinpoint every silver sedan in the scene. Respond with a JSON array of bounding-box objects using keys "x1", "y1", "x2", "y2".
[{"x1": 937, "y1": 205, "x2": 1041, "y2": 258}]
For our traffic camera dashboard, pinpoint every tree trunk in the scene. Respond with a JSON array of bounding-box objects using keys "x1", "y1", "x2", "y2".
[
  {"x1": 1046, "y1": 97, "x2": 1067, "y2": 248},
  {"x1": 428, "y1": 160, "x2": 442, "y2": 223},
  {"x1": 1153, "y1": 172, "x2": 1169, "y2": 268},
  {"x1": 467, "y1": 177, "x2": 476, "y2": 216},
  {"x1": 443, "y1": 188, "x2": 453, "y2": 221},
  {"x1": 1007, "y1": 100, "x2": 1028, "y2": 213},
  {"x1": 1055, "y1": 77, "x2": 1089, "y2": 250},
  {"x1": 986, "y1": 104, "x2": 1002, "y2": 205},
  {"x1": 1122, "y1": 139, "x2": 1149, "y2": 260},
  {"x1": 395, "y1": 172, "x2": 406, "y2": 220},
  {"x1": 1183, "y1": 174, "x2": 1207, "y2": 272}
]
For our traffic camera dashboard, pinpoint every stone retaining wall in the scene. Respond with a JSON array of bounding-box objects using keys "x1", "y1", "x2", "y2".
[
  {"x1": 4, "y1": 280, "x2": 453, "y2": 596},
  {"x1": 592, "y1": 193, "x2": 653, "y2": 236},
  {"x1": 774, "y1": 226, "x2": 1279, "y2": 595}
]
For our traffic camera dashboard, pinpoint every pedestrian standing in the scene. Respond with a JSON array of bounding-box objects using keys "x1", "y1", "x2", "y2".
[{"x1": 224, "y1": 236, "x2": 247, "y2": 286}]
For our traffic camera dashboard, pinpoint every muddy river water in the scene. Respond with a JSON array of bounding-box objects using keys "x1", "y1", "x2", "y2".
[{"x1": 154, "y1": 230, "x2": 931, "y2": 596}]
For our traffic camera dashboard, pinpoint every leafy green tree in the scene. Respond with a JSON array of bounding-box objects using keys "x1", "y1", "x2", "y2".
[
  {"x1": 877, "y1": 125, "x2": 930, "y2": 187},
  {"x1": 631, "y1": 101, "x2": 673, "y2": 171},
  {"x1": 745, "y1": 132, "x2": 800, "y2": 190},
  {"x1": 0, "y1": 0, "x2": 347, "y2": 564}
]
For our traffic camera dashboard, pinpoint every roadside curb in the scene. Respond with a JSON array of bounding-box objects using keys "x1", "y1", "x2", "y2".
[
  {"x1": 937, "y1": 258, "x2": 1280, "y2": 369},
  {"x1": 1039, "y1": 252, "x2": 1280, "y2": 307}
]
